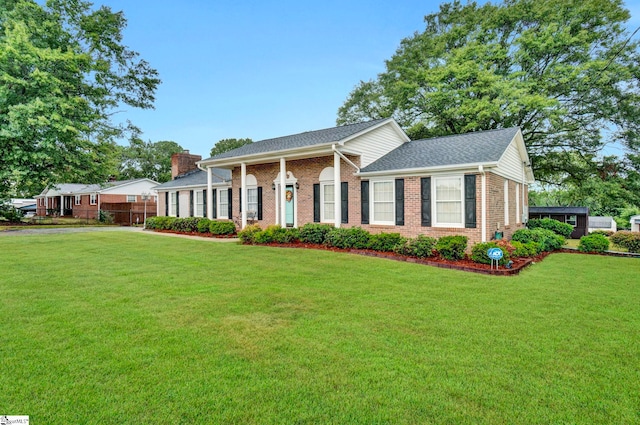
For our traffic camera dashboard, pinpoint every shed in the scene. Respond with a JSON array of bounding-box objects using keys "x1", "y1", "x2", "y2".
[
  {"x1": 529, "y1": 206, "x2": 589, "y2": 238},
  {"x1": 631, "y1": 215, "x2": 640, "y2": 232},
  {"x1": 588, "y1": 216, "x2": 617, "y2": 234}
]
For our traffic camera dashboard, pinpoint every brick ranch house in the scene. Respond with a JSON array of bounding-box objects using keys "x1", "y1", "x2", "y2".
[
  {"x1": 154, "y1": 151, "x2": 231, "y2": 218},
  {"x1": 35, "y1": 179, "x2": 159, "y2": 220},
  {"x1": 158, "y1": 118, "x2": 535, "y2": 245}
]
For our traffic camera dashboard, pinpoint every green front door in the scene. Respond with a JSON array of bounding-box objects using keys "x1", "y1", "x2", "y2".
[{"x1": 285, "y1": 185, "x2": 294, "y2": 227}]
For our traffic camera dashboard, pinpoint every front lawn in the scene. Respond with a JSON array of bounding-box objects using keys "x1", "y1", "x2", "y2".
[{"x1": 1, "y1": 232, "x2": 638, "y2": 424}]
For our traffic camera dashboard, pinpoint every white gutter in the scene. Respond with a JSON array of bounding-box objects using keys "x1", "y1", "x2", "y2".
[
  {"x1": 357, "y1": 162, "x2": 499, "y2": 178},
  {"x1": 196, "y1": 162, "x2": 229, "y2": 182},
  {"x1": 480, "y1": 165, "x2": 487, "y2": 243}
]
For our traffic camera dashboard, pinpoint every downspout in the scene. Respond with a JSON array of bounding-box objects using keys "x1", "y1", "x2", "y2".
[
  {"x1": 522, "y1": 162, "x2": 528, "y2": 224},
  {"x1": 479, "y1": 165, "x2": 487, "y2": 242}
]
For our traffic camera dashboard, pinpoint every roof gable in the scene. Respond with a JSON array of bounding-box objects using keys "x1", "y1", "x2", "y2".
[
  {"x1": 360, "y1": 127, "x2": 520, "y2": 174},
  {"x1": 202, "y1": 118, "x2": 392, "y2": 162}
]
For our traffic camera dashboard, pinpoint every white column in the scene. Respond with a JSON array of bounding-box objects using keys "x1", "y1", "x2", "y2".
[
  {"x1": 60, "y1": 196, "x2": 63, "y2": 216},
  {"x1": 334, "y1": 151, "x2": 341, "y2": 228},
  {"x1": 280, "y1": 158, "x2": 286, "y2": 226},
  {"x1": 206, "y1": 167, "x2": 213, "y2": 220},
  {"x1": 241, "y1": 162, "x2": 247, "y2": 229},
  {"x1": 481, "y1": 168, "x2": 487, "y2": 242}
]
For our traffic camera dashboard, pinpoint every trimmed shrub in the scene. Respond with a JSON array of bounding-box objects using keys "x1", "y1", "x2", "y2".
[
  {"x1": 325, "y1": 227, "x2": 371, "y2": 249},
  {"x1": 274, "y1": 227, "x2": 300, "y2": 244},
  {"x1": 610, "y1": 231, "x2": 640, "y2": 253},
  {"x1": 590, "y1": 229, "x2": 614, "y2": 237},
  {"x1": 578, "y1": 234, "x2": 610, "y2": 253},
  {"x1": 368, "y1": 232, "x2": 406, "y2": 252},
  {"x1": 527, "y1": 218, "x2": 573, "y2": 238},
  {"x1": 145, "y1": 216, "x2": 175, "y2": 230},
  {"x1": 435, "y1": 235, "x2": 468, "y2": 260},
  {"x1": 513, "y1": 228, "x2": 564, "y2": 252},
  {"x1": 395, "y1": 235, "x2": 437, "y2": 258},
  {"x1": 171, "y1": 217, "x2": 201, "y2": 232},
  {"x1": 299, "y1": 223, "x2": 333, "y2": 244},
  {"x1": 471, "y1": 242, "x2": 510, "y2": 265},
  {"x1": 197, "y1": 218, "x2": 211, "y2": 233},
  {"x1": 238, "y1": 224, "x2": 261, "y2": 244},
  {"x1": 209, "y1": 220, "x2": 236, "y2": 235},
  {"x1": 511, "y1": 241, "x2": 540, "y2": 257}
]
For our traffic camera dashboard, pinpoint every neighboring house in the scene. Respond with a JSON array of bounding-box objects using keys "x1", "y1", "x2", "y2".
[
  {"x1": 35, "y1": 179, "x2": 159, "y2": 220},
  {"x1": 588, "y1": 216, "x2": 617, "y2": 234},
  {"x1": 192, "y1": 118, "x2": 534, "y2": 244},
  {"x1": 10, "y1": 198, "x2": 37, "y2": 209},
  {"x1": 630, "y1": 215, "x2": 640, "y2": 232},
  {"x1": 154, "y1": 151, "x2": 231, "y2": 218},
  {"x1": 529, "y1": 206, "x2": 589, "y2": 238}
]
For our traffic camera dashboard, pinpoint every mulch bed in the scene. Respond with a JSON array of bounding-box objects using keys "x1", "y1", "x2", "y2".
[{"x1": 259, "y1": 241, "x2": 552, "y2": 276}]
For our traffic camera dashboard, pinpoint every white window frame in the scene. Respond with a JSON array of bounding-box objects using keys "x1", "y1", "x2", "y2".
[
  {"x1": 74, "y1": 195, "x2": 81, "y2": 205},
  {"x1": 370, "y1": 179, "x2": 395, "y2": 226},
  {"x1": 169, "y1": 191, "x2": 177, "y2": 217},
  {"x1": 321, "y1": 182, "x2": 335, "y2": 223},
  {"x1": 504, "y1": 180, "x2": 510, "y2": 226},
  {"x1": 195, "y1": 191, "x2": 204, "y2": 217},
  {"x1": 247, "y1": 187, "x2": 258, "y2": 220},
  {"x1": 127, "y1": 195, "x2": 137, "y2": 203},
  {"x1": 218, "y1": 188, "x2": 229, "y2": 219},
  {"x1": 433, "y1": 175, "x2": 464, "y2": 228},
  {"x1": 90, "y1": 193, "x2": 97, "y2": 205}
]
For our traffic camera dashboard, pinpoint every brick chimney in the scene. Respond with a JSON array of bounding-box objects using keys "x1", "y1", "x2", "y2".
[{"x1": 171, "y1": 150, "x2": 202, "y2": 179}]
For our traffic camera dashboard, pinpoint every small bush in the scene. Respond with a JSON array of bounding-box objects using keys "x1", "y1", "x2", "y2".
[
  {"x1": 435, "y1": 235, "x2": 468, "y2": 260},
  {"x1": 471, "y1": 242, "x2": 510, "y2": 265},
  {"x1": 299, "y1": 223, "x2": 333, "y2": 244},
  {"x1": 197, "y1": 218, "x2": 211, "y2": 233},
  {"x1": 590, "y1": 230, "x2": 614, "y2": 237},
  {"x1": 512, "y1": 228, "x2": 535, "y2": 244},
  {"x1": 610, "y1": 231, "x2": 640, "y2": 253},
  {"x1": 395, "y1": 235, "x2": 437, "y2": 258},
  {"x1": 172, "y1": 217, "x2": 201, "y2": 232},
  {"x1": 513, "y1": 228, "x2": 564, "y2": 252},
  {"x1": 274, "y1": 227, "x2": 300, "y2": 244},
  {"x1": 325, "y1": 227, "x2": 371, "y2": 249},
  {"x1": 0, "y1": 205, "x2": 23, "y2": 222},
  {"x1": 511, "y1": 241, "x2": 540, "y2": 257},
  {"x1": 578, "y1": 234, "x2": 610, "y2": 253},
  {"x1": 527, "y1": 218, "x2": 573, "y2": 238},
  {"x1": 145, "y1": 216, "x2": 175, "y2": 230},
  {"x1": 209, "y1": 220, "x2": 236, "y2": 235},
  {"x1": 238, "y1": 224, "x2": 261, "y2": 244},
  {"x1": 368, "y1": 232, "x2": 406, "y2": 252}
]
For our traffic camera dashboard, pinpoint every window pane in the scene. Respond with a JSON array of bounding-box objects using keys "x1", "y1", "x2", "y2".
[
  {"x1": 219, "y1": 189, "x2": 228, "y2": 218},
  {"x1": 323, "y1": 184, "x2": 334, "y2": 221},
  {"x1": 436, "y1": 177, "x2": 461, "y2": 201},
  {"x1": 435, "y1": 177, "x2": 462, "y2": 225},
  {"x1": 436, "y1": 201, "x2": 461, "y2": 223},
  {"x1": 373, "y1": 181, "x2": 394, "y2": 222},
  {"x1": 247, "y1": 188, "x2": 258, "y2": 213}
]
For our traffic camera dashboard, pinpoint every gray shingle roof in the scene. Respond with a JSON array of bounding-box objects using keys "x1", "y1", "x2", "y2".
[
  {"x1": 203, "y1": 118, "x2": 391, "y2": 161},
  {"x1": 529, "y1": 206, "x2": 589, "y2": 215},
  {"x1": 154, "y1": 168, "x2": 231, "y2": 190},
  {"x1": 360, "y1": 127, "x2": 520, "y2": 173}
]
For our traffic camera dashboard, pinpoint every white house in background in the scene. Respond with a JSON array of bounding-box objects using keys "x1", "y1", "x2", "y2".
[
  {"x1": 630, "y1": 215, "x2": 640, "y2": 232},
  {"x1": 588, "y1": 216, "x2": 617, "y2": 233}
]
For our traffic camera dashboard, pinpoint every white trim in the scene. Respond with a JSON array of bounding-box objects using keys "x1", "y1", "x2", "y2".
[
  {"x1": 432, "y1": 175, "x2": 464, "y2": 228},
  {"x1": 241, "y1": 163, "x2": 247, "y2": 228},
  {"x1": 370, "y1": 178, "x2": 395, "y2": 226},
  {"x1": 207, "y1": 167, "x2": 213, "y2": 220},
  {"x1": 218, "y1": 188, "x2": 229, "y2": 219},
  {"x1": 515, "y1": 184, "x2": 520, "y2": 224},
  {"x1": 504, "y1": 180, "x2": 510, "y2": 226},
  {"x1": 357, "y1": 162, "x2": 500, "y2": 178},
  {"x1": 334, "y1": 151, "x2": 341, "y2": 228}
]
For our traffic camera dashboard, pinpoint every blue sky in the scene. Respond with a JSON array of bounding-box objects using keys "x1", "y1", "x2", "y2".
[{"x1": 98, "y1": 0, "x2": 640, "y2": 157}]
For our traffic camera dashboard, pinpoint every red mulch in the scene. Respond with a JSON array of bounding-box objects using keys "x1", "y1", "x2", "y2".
[{"x1": 259, "y1": 241, "x2": 552, "y2": 276}]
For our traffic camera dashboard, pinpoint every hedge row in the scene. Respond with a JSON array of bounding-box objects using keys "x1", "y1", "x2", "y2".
[
  {"x1": 527, "y1": 218, "x2": 574, "y2": 238},
  {"x1": 144, "y1": 216, "x2": 236, "y2": 235},
  {"x1": 610, "y1": 231, "x2": 640, "y2": 253},
  {"x1": 239, "y1": 223, "x2": 465, "y2": 259},
  {"x1": 512, "y1": 228, "x2": 565, "y2": 253}
]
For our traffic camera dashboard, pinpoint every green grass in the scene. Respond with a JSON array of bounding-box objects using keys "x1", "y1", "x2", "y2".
[
  {"x1": 1, "y1": 232, "x2": 639, "y2": 424},
  {"x1": 564, "y1": 237, "x2": 628, "y2": 252}
]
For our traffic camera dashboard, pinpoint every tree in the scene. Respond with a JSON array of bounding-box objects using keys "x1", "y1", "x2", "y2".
[
  {"x1": 0, "y1": 0, "x2": 160, "y2": 199},
  {"x1": 210, "y1": 138, "x2": 253, "y2": 157},
  {"x1": 337, "y1": 0, "x2": 640, "y2": 187},
  {"x1": 118, "y1": 138, "x2": 183, "y2": 183}
]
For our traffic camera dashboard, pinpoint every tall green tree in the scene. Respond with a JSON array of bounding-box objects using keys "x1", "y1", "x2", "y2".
[
  {"x1": 118, "y1": 138, "x2": 183, "y2": 183},
  {"x1": 337, "y1": 0, "x2": 640, "y2": 186},
  {"x1": 210, "y1": 138, "x2": 253, "y2": 157},
  {"x1": 0, "y1": 0, "x2": 160, "y2": 199}
]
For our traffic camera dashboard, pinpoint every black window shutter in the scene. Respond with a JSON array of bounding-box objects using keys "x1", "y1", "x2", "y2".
[
  {"x1": 257, "y1": 187, "x2": 263, "y2": 220},
  {"x1": 203, "y1": 190, "x2": 207, "y2": 217},
  {"x1": 228, "y1": 189, "x2": 233, "y2": 219},
  {"x1": 421, "y1": 177, "x2": 431, "y2": 226},
  {"x1": 313, "y1": 184, "x2": 320, "y2": 222},
  {"x1": 238, "y1": 188, "x2": 242, "y2": 213},
  {"x1": 212, "y1": 190, "x2": 217, "y2": 219},
  {"x1": 175, "y1": 192, "x2": 180, "y2": 217},
  {"x1": 465, "y1": 174, "x2": 477, "y2": 228},
  {"x1": 361, "y1": 180, "x2": 369, "y2": 224},
  {"x1": 395, "y1": 178, "x2": 404, "y2": 226},
  {"x1": 341, "y1": 182, "x2": 348, "y2": 224},
  {"x1": 165, "y1": 192, "x2": 168, "y2": 216},
  {"x1": 189, "y1": 190, "x2": 194, "y2": 217}
]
